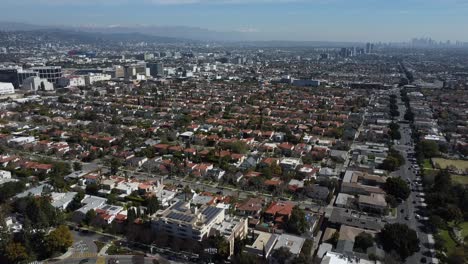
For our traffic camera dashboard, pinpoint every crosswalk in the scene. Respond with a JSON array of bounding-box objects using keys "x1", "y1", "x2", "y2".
[{"x1": 70, "y1": 252, "x2": 98, "y2": 258}]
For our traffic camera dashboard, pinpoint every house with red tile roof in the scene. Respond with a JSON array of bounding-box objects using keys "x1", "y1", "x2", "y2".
[
  {"x1": 154, "y1": 144, "x2": 170, "y2": 154},
  {"x1": 264, "y1": 177, "x2": 283, "y2": 187},
  {"x1": 264, "y1": 201, "x2": 295, "y2": 227}
]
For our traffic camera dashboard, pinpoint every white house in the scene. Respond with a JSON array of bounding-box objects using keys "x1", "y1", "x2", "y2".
[{"x1": 0, "y1": 82, "x2": 15, "y2": 95}]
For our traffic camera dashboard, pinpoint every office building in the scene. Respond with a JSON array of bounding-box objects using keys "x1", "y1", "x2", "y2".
[
  {"x1": 57, "y1": 76, "x2": 86, "y2": 88},
  {"x1": 31, "y1": 66, "x2": 63, "y2": 84},
  {"x1": 22, "y1": 76, "x2": 54, "y2": 91},
  {"x1": 85, "y1": 73, "x2": 112, "y2": 85},
  {"x1": 292, "y1": 79, "x2": 321, "y2": 87},
  {"x1": 148, "y1": 63, "x2": 164, "y2": 77},
  {"x1": 0, "y1": 68, "x2": 38, "y2": 88},
  {"x1": 124, "y1": 63, "x2": 149, "y2": 80},
  {"x1": 136, "y1": 53, "x2": 154, "y2": 61},
  {"x1": 365, "y1": 43, "x2": 374, "y2": 54}
]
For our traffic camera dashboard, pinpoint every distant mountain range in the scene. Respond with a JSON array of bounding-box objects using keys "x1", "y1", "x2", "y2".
[
  {"x1": 0, "y1": 21, "x2": 365, "y2": 47},
  {"x1": 0, "y1": 21, "x2": 251, "y2": 42}
]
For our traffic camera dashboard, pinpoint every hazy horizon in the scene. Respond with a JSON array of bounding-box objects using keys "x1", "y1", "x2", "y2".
[{"x1": 1, "y1": 0, "x2": 468, "y2": 42}]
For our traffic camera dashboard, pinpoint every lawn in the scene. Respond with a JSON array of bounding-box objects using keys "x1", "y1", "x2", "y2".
[
  {"x1": 452, "y1": 175, "x2": 468, "y2": 185},
  {"x1": 439, "y1": 229, "x2": 457, "y2": 254},
  {"x1": 423, "y1": 159, "x2": 433, "y2": 169},
  {"x1": 432, "y1": 158, "x2": 468, "y2": 171},
  {"x1": 457, "y1": 221, "x2": 468, "y2": 238},
  {"x1": 106, "y1": 244, "x2": 133, "y2": 255}
]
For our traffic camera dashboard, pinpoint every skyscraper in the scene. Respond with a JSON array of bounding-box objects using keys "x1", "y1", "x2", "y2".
[{"x1": 365, "y1": 43, "x2": 373, "y2": 54}]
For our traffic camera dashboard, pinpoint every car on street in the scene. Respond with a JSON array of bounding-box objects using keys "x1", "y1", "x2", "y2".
[{"x1": 108, "y1": 258, "x2": 120, "y2": 264}]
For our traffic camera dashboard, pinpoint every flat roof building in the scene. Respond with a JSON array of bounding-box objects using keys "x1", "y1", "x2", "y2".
[{"x1": 151, "y1": 201, "x2": 225, "y2": 241}]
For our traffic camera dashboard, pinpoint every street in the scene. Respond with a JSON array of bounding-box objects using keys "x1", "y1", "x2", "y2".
[{"x1": 391, "y1": 90, "x2": 437, "y2": 264}]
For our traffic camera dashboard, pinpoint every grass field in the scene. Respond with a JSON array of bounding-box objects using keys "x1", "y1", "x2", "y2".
[
  {"x1": 432, "y1": 158, "x2": 468, "y2": 171},
  {"x1": 423, "y1": 159, "x2": 433, "y2": 169},
  {"x1": 458, "y1": 221, "x2": 468, "y2": 239},
  {"x1": 439, "y1": 229, "x2": 457, "y2": 254},
  {"x1": 452, "y1": 175, "x2": 468, "y2": 185}
]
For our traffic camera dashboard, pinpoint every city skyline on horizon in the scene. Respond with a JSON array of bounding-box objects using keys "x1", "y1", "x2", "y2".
[{"x1": 1, "y1": 0, "x2": 468, "y2": 42}]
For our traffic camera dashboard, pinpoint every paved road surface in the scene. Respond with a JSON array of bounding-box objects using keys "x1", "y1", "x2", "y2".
[{"x1": 391, "y1": 90, "x2": 437, "y2": 264}]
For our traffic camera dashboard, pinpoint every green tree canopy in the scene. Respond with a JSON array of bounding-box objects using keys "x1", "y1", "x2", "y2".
[
  {"x1": 4, "y1": 242, "x2": 29, "y2": 264},
  {"x1": 45, "y1": 225, "x2": 73, "y2": 254},
  {"x1": 378, "y1": 223, "x2": 419, "y2": 260},
  {"x1": 285, "y1": 207, "x2": 308, "y2": 235},
  {"x1": 353, "y1": 232, "x2": 374, "y2": 253},
  {"x1": 271, "y1": 247, "x2": 293, "y2": 264},
  {"x1": 419, "y1": 140, "x2": 440, "y2": 158},
  {"x1": 84, "y1": 209, "x2": 96, "y2": 225},
  {"x1": 145, "y1": 196, "x2": 160, "y2": 215},
  {"x1": 73, "y1": 162, "x2": 82, "y2": 171},
  {"x1": 384, "y1": 177, "x2": 410, "y2": 201}
]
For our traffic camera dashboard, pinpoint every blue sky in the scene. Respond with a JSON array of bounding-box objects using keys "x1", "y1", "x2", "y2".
[{"x1": 2, "y1": 0, "x2": 468, "y2": 41}]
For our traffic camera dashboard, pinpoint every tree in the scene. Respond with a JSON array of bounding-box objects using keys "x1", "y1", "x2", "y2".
[
  {"x1": 127, "y1": 208, "x2": 137, "y2": 224},
  {"x1": 385, "y1": 195, "x2": 398, "y2": 208},
  {"x1": 50, "y1": 175, "x2": 66, "y2": 190},
  {"x1": 229, "y1": 141, "x2": 248, "y2": 154},
  {"x1": 67, "y1": 191, "x2": 84, "y2": 212},
  {"x1": 110, "y1": 157, "x2": 121, "y2": 175},
  {"x1": 379, "y1": 149, "x2": 405, "y2": 171},
  {"x1": 107, "y1": 193, "x2": 118, "y2": 205},
  {"x1": 85, "y1": 183, "x2": 100, "y2": 195},
  {"x1": 388, "y1": 123, "x2": 401, "y2": 140},
  {"x1": 285, "y1": 207, "x2": 308, "y2": 235},
  {"x1": 384, "y1": 177, "x2": 410, "y2": 201},
  {"x1": 326, "y1": 231, "x2": 339, "y2": 247},
  {"x1": 50, "y1": 162, "x2": 71, "y2": 177},
  {"x1": 73, "y1": 162, "x2": 82, "y2": 171},
  {"x1": 378, "y1": 223, "x2": 419, "y2": 260},
  {"x1": 0, "y1": 181, "x2": 26, "y2": 203},
  {"x1": 4, "y1": 242, "x2": 29, "y2": 264},
  {"x1": 45, "y1": 225, "x2": 73, "y2": 254},
  {"x1": 353, "y1": 232, "x2": 374, "y2": 253},
  {"x1": 419, "y1": 140, "x2": 439, "y2": 158},
  {"x1": 271, "y1": 247, "x2": 293, "y2": 264},
  {"x1": 379, "y1": 156, "x2": 401, "y2": 171},
  {"x1": 145, "y1": 196, "x2": 160, "y2": 215},
  {"x1": 445, "y1": 206, "x2": 463, "y2": 223},
  {"x1": 84, "y1": 209, "x2": 96, "y2": 226},
  {"x1": 433, "y1": 169, "x2": 451, "y2": 192},
  {"x1": 182, "y1": 185, "x2": 192, "y2": 201},
  {"x1": 13, "y1": 196, "x2": 61, "y2": 229},
  {"x1": 404, "y1": 110, "x2": 414, "y2": 122}
]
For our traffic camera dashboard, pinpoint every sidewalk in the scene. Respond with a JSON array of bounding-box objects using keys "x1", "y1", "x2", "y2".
[
  {"x1": 46, "y1": 248, "x2": 74, "y2": 262},
  {"x1": 98, "y1": 242, "x2": 112, "y2": 256}
]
